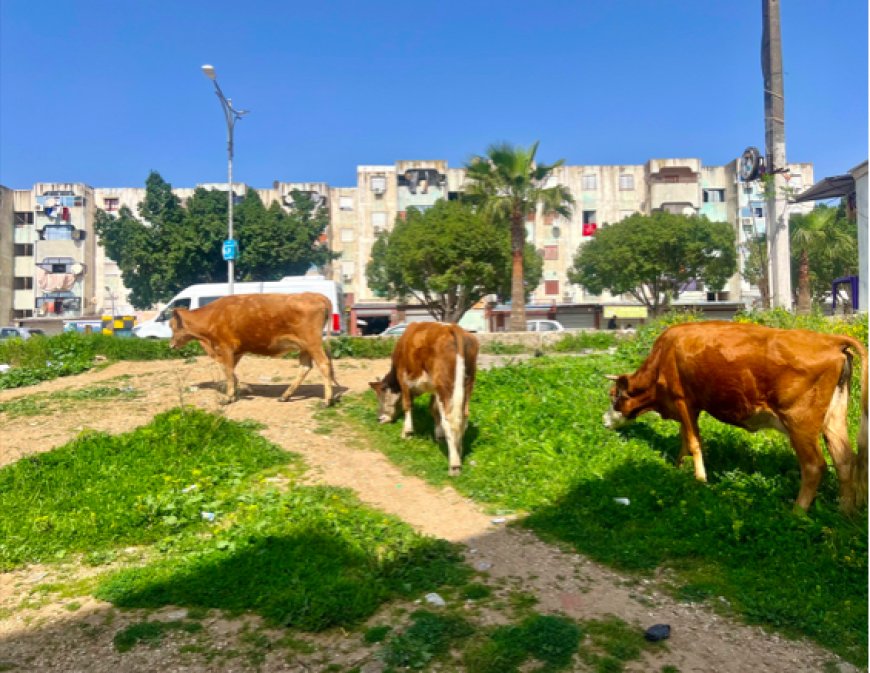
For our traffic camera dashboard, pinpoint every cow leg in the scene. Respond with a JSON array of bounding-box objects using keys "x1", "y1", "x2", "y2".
[
  {"x1": 788, "y1": 428, "x2": 827, "y2": 512},
  {"x1": 676, "y1": 403, "x2": 706, "y2": 481},
  {"x1": 431, "y1": 396, "x2": 445, "y2": 440},
  {"x1": 401, "y1": 387, "x2": 415, "y2": 438},
  {"x1": 219, "y1": 351, "x2": 241, "y2": 404},
  {"x1": 436, "y1": 395, "x2": 462, "y2": 476},
  {"x1": 279, "y1": 352, "x2": 312, "y2": 402},
  {"x1": 309, "y1": 347, "x2": 335, "y2": 406}
]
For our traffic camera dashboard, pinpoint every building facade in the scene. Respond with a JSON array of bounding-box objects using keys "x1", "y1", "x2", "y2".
[{"x1": 0, "y1": 157, "x2": 814, "y2": 329}]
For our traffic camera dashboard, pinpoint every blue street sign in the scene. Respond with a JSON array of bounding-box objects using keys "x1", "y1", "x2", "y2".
[{"x1": 222, "y1": 239, "x2": 238, "y2": 261}]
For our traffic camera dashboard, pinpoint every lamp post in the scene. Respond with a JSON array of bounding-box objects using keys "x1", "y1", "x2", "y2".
[{"x1": 201, "y1": 64, "x2": 248, "y2": 295}]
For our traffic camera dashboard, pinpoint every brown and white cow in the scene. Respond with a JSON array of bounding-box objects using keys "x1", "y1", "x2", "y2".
[
  {"x1": 603, "y1": 321, "x2": 868, "y2": 513},
  {"x1": 369, "y1": 322, "x2": 479, "y2": 476},
  {"x1": 169, "y1": 292, "x2": 338, "y2": 405}
]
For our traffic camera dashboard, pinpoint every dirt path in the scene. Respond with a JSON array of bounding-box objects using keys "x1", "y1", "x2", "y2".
[{"x1": 0, "y1": 356, "x2": 859, "y2": 672}]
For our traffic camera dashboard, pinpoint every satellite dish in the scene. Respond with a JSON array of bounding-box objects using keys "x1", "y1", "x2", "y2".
[
  {"x1": 739, "y1": 147, "x2": 762, "y2": 182},
  {"x1": 71, "y1": 263, "x2": 84, "y2": 275}
]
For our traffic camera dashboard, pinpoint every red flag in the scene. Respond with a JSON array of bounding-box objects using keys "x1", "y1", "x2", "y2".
[{"x1": 582, "y1": 222, "x2": 597, "y2": 236}]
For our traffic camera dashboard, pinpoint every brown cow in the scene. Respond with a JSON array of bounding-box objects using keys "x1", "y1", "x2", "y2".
[
  {"x1": 369, "y1": 322, "x2": 479, "y2": 476},
  {"x1": 603, "y1": 321, "x2": 868, "y2": 513},
  {"x1": 169, "y1": 292, "x2": 337, "y2": 405}
]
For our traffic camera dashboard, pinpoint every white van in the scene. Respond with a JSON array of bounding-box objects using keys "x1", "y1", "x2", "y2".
[{"x1": 132, "y1": 276, "x2": 345, "y2": 339}]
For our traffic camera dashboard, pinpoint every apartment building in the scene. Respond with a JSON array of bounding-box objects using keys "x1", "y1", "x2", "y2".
[{"x1": 0, "y1": 157, "x2": 813, "y2": 329}]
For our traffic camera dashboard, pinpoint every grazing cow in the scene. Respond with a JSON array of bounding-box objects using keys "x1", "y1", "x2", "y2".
[
  {"x1": 603, "y1": 321, "x2": 868, "y2": 513},
  {"x1": 369, "y1": 322, "x2": 479, "y2": 476},
  {"x1": 169, "y1": 292, "x2": 338, "y2": 405}
]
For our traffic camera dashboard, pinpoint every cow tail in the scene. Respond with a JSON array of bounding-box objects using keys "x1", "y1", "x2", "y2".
[
  {"x1": 856, "y1": 338, "x2": 868, "y2": 507},
  {"x1": 845, "y1": 336, "x2": 868, "y2": 507},
  {"x1": 323, "y1": 298, "x2": 338, "y2": 385},
  {"x1": 450, "y1": 326, "x2": 466, "y2": 439}
]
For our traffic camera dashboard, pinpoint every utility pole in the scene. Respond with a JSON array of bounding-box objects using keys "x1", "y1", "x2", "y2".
[{"x1": 761, "y1": 0, "x2": 792, "y2": 308}]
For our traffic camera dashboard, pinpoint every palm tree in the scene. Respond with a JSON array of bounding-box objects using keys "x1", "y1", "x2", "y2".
[
  {"x1": 790, "y1": 206, "x2": 855, "y2": 314},
  {"x1": 464, "y1": 142, "x2": 573, "y2": 331}
]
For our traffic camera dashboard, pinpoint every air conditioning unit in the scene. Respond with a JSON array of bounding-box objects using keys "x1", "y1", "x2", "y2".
[
  {"x1": 371, "y1": 177, "x2": 386, "y2": 194},
  {"x1": 71, "y1": 229, "x2": 86, "y2": 241},
  {"x1": 35, "y1": 204, "x2": 44, "y2": 212}
]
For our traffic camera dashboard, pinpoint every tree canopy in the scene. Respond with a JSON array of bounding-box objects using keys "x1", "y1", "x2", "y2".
[
  {"x1": 96, "y1": 172, "x2": 335, "y2": 309},
  {"x1": 789, "y1": 203, "x2": 858, "y2": 311},
  {"x1": 569, "y1": 212, "x2": 736, "y2": 315},
  {"x1": 464, "y1": 142, "x2": 572, "y2": 331},
  {"x1": 366, "y1": 200, "x2": 542, "y2": 323}
]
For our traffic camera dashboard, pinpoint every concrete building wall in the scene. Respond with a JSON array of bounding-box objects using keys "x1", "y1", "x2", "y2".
[
  {"x1": 852, "y1": 161, "x2": 868, "y2": 312},
  {"x1": 0, "y1": 186, "x2": 14, "y2": 324}
]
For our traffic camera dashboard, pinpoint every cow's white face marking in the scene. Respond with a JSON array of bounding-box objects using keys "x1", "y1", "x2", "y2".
[
  {"x1": 602, "y1": 407, "x2": 629, "y2": 429},
  {"x1": 374, "y1": 387, "x2": 401, "y2": 422}
]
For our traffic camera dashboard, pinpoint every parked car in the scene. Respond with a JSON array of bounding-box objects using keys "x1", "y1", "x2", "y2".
[
  {"x1": 381, "y1": 323, "x2": 409, "y2": 336},
  {"x1": 526, "y1": 320, "x2": 565, "y2": 332},
  {"x1": 0, "y1": 326, "x2": 43, "y2": 340}
]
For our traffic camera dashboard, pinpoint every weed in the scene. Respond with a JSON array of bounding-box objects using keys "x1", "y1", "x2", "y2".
[
  {"x1": 112, "y1": 620, "x2": 203, "y2": 653},
  {"x1": 551, "y1": 331, "x2": 617, "y2": 352},
  {"x1": 328, "y1": 336, "x2": 395, "y2": 359},
  {"x1": 363, "y1": 625, "x2": 392, "y2": 643},
  {"x1": 464, "y1": 613, "x2": 581, "y2": 673},
  {"x1": 460, "y1": 583, "x2": 492, "y2": 600},
  {"x1": 481, "y1": 342, "x2": 529, "y2": 355},
  {"x1": 381, "y1": 610, "x2": 474, "y2": 670}
]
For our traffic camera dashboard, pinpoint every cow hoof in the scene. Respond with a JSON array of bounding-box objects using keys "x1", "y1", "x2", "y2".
[
  {"x1": 448, "y1": 466, "x2": 461, "y2": 477},
  {"x1": 401, "y1": 430, "x2": 413, "y2": 439},
  {"x1": 278, "y1": 396, "x2": 291, "y2": 403}
]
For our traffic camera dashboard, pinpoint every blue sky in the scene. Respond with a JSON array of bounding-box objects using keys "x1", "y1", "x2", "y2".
[{"x1": 1, "y1": 1, "x2": 866, "y2": 190}]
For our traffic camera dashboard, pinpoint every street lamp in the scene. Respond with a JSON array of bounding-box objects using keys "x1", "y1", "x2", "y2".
[{"x1": 201, "y1": 64, "x2": 248, "y2": 295}]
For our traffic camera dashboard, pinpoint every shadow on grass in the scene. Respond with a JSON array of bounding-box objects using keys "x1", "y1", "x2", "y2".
[
  {"x1": 523, "y1": 456, "x2": 868, "y2": 663},
  {"x1": 97, "y1": 528, "x2": 465, "y2": 632}
]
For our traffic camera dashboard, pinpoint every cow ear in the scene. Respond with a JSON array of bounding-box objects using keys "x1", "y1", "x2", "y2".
[
  {"x1": 172, "y1": 309, "x2": 183, "y2": 328},
  {"x1": 368, "y1": 379, "x2": 381, "y2": 390}
]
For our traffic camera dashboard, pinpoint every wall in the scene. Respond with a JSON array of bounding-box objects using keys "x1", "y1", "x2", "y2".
[
  {"x1": 0, "y1": 186, "x2": 13, "y2": 323},
  {"x1": 852, "y1": 161, "x2": 868, "y2": 312}
]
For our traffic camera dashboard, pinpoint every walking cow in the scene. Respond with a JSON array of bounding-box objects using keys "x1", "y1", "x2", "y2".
[
  {"x1": 169, "y1": 292, "x2": 338, "y2": 406},
  {"x1": 603, "y1": 321, "x2": 868, "y2": 513}
]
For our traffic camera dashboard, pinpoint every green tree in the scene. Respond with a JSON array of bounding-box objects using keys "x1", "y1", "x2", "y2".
[
  {"x1": 464, "y1": 142, "x2": 573, "y2": 331},
  {"x1": 236, "y1": 189, "x2": 335, "y2": 281},
  {"x1": 741, "y1": 232, "x2": 771, "y2": 309},
  {"x1": 569, "y1": 212, "x2": 737, "y2": 316},
  {"x1": 789, "y1": 205, "x2": 857, "y2": 313},
  {"x1": 96, "y1": 173, "x2": 336, "y2": 309},
  {"x1": 366, "y1": 200, "x2": 542, "y2": 322}
]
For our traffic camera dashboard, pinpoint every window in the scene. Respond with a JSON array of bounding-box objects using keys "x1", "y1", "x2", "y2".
[
  {"x1": 582, "y1": 210, "x2": 596, "y2": 224},
  {"x1": 14, "y1": 277, "x2": 33, "y2": 290},
  {"x1": 341, "y1": 261, "x2": 355, "y2": 278},
  {"x1": 370, "y1": 176, "x2": 386, "y2": 194},
  {"x1": 754, "y1": 207, "x2": 764, "y2": 218},
  {"x1": 619, "y1": 174, "x2": 634, "y2": 191},
  {"x1": 341, "y1": 228, "x2": 354, "y2": 242},
  {"x1": 14, "y1": 243, "x2": 33, "y2": 256},
  {"x1": 544, "y1": 245, "x2": 559, "y2": 261},
  {"x1": 199, "y1": 296, "x2": 222, "y2": 307},
  {"x1": 103, "y1": 198, "x2": 120, "y2": 212},
  {"x1": 703, "y1": 189, "x2": 725, "y2": 203},
  {"x1": 371, "y1": 212, "x2": 387, "y2": 231},
  {"x1": 14, "y1": 212, "x2": 34, "y2": 226},
  {"x1": 743, "y1": 186, "x2": 753, "y2": 195},
  {"x1": 43, "y1": 225, "x2": 74, "y2": 240},
  {"x1": 339, "y1": 196, "x2": 354, "y2": 211},
  {"x1": 582, "y1": 174, "x2": 597, "y2": 191},
  {"x1": 544, "y1": 280, "x2": 560, "y2": 296}
]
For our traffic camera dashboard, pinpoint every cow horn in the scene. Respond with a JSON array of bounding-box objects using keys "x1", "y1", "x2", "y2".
[{"x1": 604, "y1": 374, "x2": 619, "y2": 381}]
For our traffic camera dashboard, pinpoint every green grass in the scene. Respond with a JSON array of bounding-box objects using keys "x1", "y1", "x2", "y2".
[
  {"x1": 0, "y1": 406, "x2": 469, "y2": 634},
  {"x1": 0, "y1": 331, "x2": 203, "y2": 390},
  {"x1": 327, "y1": 335, "x2": 396, "y2": 359},
  {"x1": 550, "y1": 330, "x2": 618, "y2": 352},
  {"x1": 0, "y1": 383, "x2": 142, "y2": 418},
  {"x1": 113, "y1": 619, "x2": 204, "y2": 652},
  {"x1": 340, "y1": 315, "x2": 869, "y2": 664},
  {"x1": 380, "y1": 609, "x2": 474, "y2": 670}
]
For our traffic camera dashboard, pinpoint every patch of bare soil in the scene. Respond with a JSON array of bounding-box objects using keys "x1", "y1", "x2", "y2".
[{"x1": 0, "y1": 355, "x2": 859, "y2": 672}]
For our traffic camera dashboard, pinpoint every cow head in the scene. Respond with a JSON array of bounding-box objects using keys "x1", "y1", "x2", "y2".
[
  {"x1": 369, "y1": 377, "x2": 401, "y2": 423},
  {"x1": 168, "y1": 309, "x2": 195, "y2": 350},
  {"x1": 603, "y1": 374, "x2": 637, "y2": 429}
]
